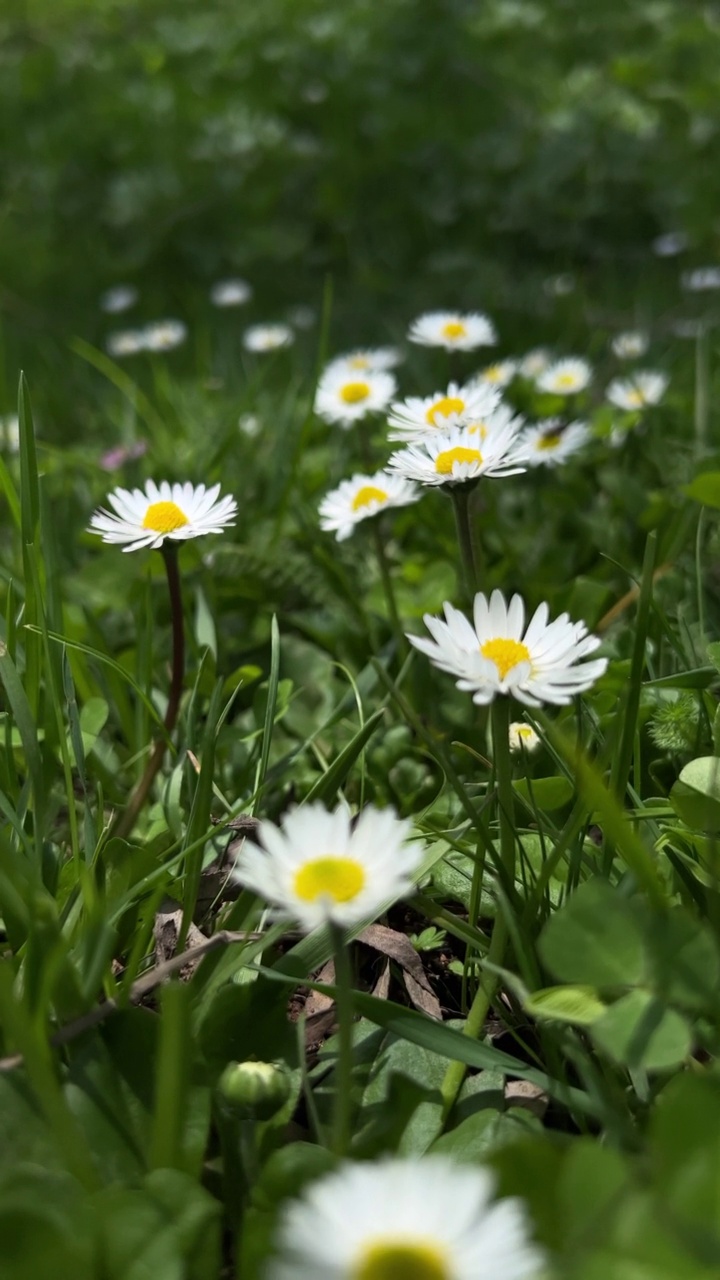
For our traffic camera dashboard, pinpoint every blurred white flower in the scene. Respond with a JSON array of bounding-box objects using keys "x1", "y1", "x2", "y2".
[
  {"x1": 100, "y1": 285, "x2": 138, "y2": 314},
  {"x1": 325, "y1": 347, "x2": 401, "y2": 378},
  {"x1": 472, "y1": 358, "x2": 518, "y2": 389},
  {"x1": 611, "y1": 331, "x2": 649, "y2": 360},
  {"x1": 521, "y1": 420, "x2": 590, "y2": 466},
  {"x1": 388, "y1": 421, "x2": 526, "y2": 488},
  {"x1": 314, "y1": 367, "x2": 396, "y2": 426},
  {"x1": 210, "y1": 278, "x2": 252, "y2": 307},
  {"x1": 509, "y1": 722, "x2": 541, "y2": 753},
  {"x1": 682, "y1": 266, "x2": 720, "y2": 292},
  {"x1": 238, "y1": 413, "x2": 262, "y2": 438},
  {"x1": 671, "y1": 318, "x2": 703, "y2": 340},
  {"x1": 268, "y1": 1156, "x2": 544, "y2": 1280},
  {"x1": 89, "y1": 480, "x2": 237, "y2": 553},
  {"x1": 537, "y1": 358, "x2": 592, "y2": 396},
  {"x1": 388, "y1": 381, "x2": 500, "y2": 443},
  {"x1": 519, "y1": 349, "x2": 552, "y2": 379},
  {"x1": 652, "y1": 231, "x2": 688, "y2": 257},
  {"x1": 0, "y1": 414, "x2": 20, "y2": 453},
  {"x1": 243, "y1": 323, "x2": 294, "y2": 352},
  {"x1": 408, "y1": 310, "x2": 497, "y2": 351},
  {"x1": 543, "y1": 273, "x2": 575, "y2": 297},
  {"x1": 606, "y1": 371, "x2": 668, "y2": 410},
  {"x1": 143, "y1": 320, "x2": 188, "y2": 352},
  {"x1": 319, "y1": 470, "x2": 419, "y2": 540},
  {"x1": 106, "y1": 329, "x2": 146, "y2": 357},
  {"x1": 409, "y1": 589, "x2": 607, "y2": 707},
  {"x1": 286, "y1": 304, "x2": 316, "y2": 330}
]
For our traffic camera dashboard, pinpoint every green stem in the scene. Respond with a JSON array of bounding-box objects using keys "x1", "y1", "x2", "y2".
[
  {"x1": 330, "y1": 924, "x2": 355, "y2": 1157},
  {"x1": 440, "y1": 697, "x2": 515, "y2": 1121},
  {"x1": 112, "y1": 543, "x2": 185, "y2": 841},
  {"x1": 695, "y1": 322, "x2": 709, "y2": 460},
  {"x1": 450, "y1": 484, "x2": 479, "y2": 600},
  {"x1": 371, "y1": 518, "x2": 405, "y2": 660}
]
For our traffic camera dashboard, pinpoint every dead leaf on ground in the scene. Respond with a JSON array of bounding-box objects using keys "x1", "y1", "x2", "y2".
[
  {"x1": 358, "y1": 923, "x2": 442, "y2": 1020},
  {"x1": 504, "y1": 1079, "x2": 549, "y2": 1118},
  {"x1": 154, "y1": 897, "x2": 208, "y2": 978}
]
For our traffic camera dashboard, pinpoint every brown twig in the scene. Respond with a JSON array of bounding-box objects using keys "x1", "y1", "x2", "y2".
[{"x1": 596, "y1": 562, "x2": 672, "y2": 634}]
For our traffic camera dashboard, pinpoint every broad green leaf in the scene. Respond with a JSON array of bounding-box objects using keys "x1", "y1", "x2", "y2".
[
  {"x1": 684, "y1": 471, "x2": 720, "y2": 509},
  {"x1": 670, "y1": 757, "x2": 720, "y2": 832},
  {"x1": 590, "y1": 990, "x2": 692, "y2": 1072},
  {"x1": 538, "y1": 879, "x2": 647, "y2": 988},
  {"x1": 650, "y1": 1074, "x2": 720, "y2": 1232},
  {"x1": 524, "y1": 985, "x2": 607, "y2": 1026},
  {"x1": 430, "y1": 1106, "x2": 540, "y2": 1162},
  {"x1": 513, "y1": 775, "x2": 574, "y2": 811}
]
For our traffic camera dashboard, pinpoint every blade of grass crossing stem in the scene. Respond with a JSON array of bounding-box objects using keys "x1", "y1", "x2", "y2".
[
  {"x1": 610, "y1": 531, "x2": 657, "y2": 804},
  {"x1": 63, "y1": 648, "x2": 97, "y2": 859},
  {"x1": 18, "y1": 375, "x2": 41, "y2": 720},
  {"x1": 71, "y1": 338, "x2": 168, "y2": 438},
  {"x1": 179, "y1": 678, "x2": 224, "y2": 950},
  {"x1": 0, "y1": 644, "x2": 46, "y2": 858},
  {"x1": 304, "y1": 708, "x2": 385, "y2": 805},
  {"x1": 253, "y1": 614, "x2": 280, "y2": 816},
  {"x1": 149, "y1": 980, "x2": 192, "y2": 1171},
  {"x1": 0, "y1": 452, "x2": 20, "y2": 531}
]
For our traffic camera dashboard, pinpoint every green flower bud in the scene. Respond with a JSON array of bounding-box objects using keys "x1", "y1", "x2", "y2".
[{"x1": 217, "y1": 1059, "x2": 292, "y2": 1121}]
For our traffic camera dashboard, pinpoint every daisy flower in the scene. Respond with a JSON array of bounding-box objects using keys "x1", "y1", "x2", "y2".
[
  {"x1": 611, "y1": 331, "x2": 649, "y2": 360},
  {"x1": 537, "y1": 358, "x2": 592, "y2": 396},
  {"x1": 210, "y1": 278, "x2": 252, "y2": 307},
  {"x1": 324, "y1": 347, "x2": 402, "y2": 378},
  {"x1": 143, "y1": 320, "x2": 188, "y2": 352},
  {"x1": 319, "y1": 470, "x2": 419, "y2": 541},
  {"x1": 0, "y1": 414, "x2": 20, "y2": 453},
  {"x1": 408, "y1": 310, "x2": 497, "y2": 351},
  {"x1": 243, "y1": 323, "x2": 294, "y2": 352},
  {"x1": 88, "y1": 480, "x2": 237, "y2": 553},
  {"x1": 653, "y1": 231, "x2": 688, "y2": 257},
  {"x1": 388, "y1": 381, "x2": 500, "y2": 442},
  {"x1": 106, "y1": 329, "x2": 146, "y2": 358},
  {"x1": 231, "y1": 802, "x2": 424, "y2": 933},
  {"x1": 408, "y1": 589, "x2": 607, "y2": 707},
  {"x1": 388, "y1": 421, "x2": 526, "y2": 488},
  {"x1": 543, "y1": 272, "x2": 575, "y2": 297},
  {"x1": 314, "y1": 367, "x2": 396, "y2": 427},
  {"x1": 100, "y1": 285, "x2": 138, "y2": 314},
  {"x1": 606, "y1": 372, "x2": 668, "y2": 411},
  {"x1": 267, "y1": 1156, "x2": 544, "y2": 1280},
  {"x1": 518, "y1": 349, "x2": 552, "y2": 379},
  {"x1": 682, "y1": 266, "x2": 720, "y2": 292},
  {"x1": 509, "y1": 722, "x2": 541, "y2": 754},
  {"x1": 472, "y1": 358, "x2": 518, "y2": 389},
  {"x1": 521, "y1": 419, "x2": 590, "y2": 467},
  {"x1": 286, "y1": 304, "x2": 316, "y2": 330}
]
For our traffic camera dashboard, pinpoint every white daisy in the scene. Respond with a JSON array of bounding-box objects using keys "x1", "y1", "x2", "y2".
[
  {"x1": 521, "y1": 419, "x2": 590, "y2": 467},
  {"x1": 143, "y1": 320, "x2": 188, "y2": 352},
  {"x1": 408, "y1": 310, "x2": 497, "y2": 352},
  {"x1": 388, "y1": 421, "x2": 526, "y2": 488},
  {"x1": 611, "y1": 331, "x2": 649, "y2": 360},
  {"x1": 286, "y1": 304, "x2": 316, "y2": 330},
  {"x1": 100, "y1": 285, "x2": 138, "y2": 314},
  {"x1": 88, "y1": 480, "x2": 237, "y2": 553},
  {"x1": 537, "y1": 357, "x2": 592, "y2": 396},
  {"x1": 210, "y1": 278, "x2": 252, "y2": 307},
  {"x1": 243, "y1": 323, "x2": 294, "y2": 352},
  {"x1": 518, "y1": 349, "x2": 552, "y2": 379},
  {"x1": 509, "y1": 722, "x2": 541, "y2": 754},
  {"x1": 472, "y1": 358, "x2": 518, "y2": 389},
  {"x1": 543, "y1": 272, "x2": 575, "y2": 297},
  {"x1": 324, "y1": 347, "x2": 402, "y2": 378},
  {"x1": 231, "y1": 803, "x2": 423, "y2": 933},
  {"x1": 408, "y1": 589, "x2": 607, "y2": 707},
  {"x1": 238, "y1": 413, "x2": 262, "y2": 438},
  {"x1": 682, "y1": 266, "x2": 720, "y2": 292},
  {"x1": 606, "y1": 371, "x2": 668, "y2": 411},
  {"x1": 268, "y1": 1156, "x2": 544, "y2": 1280},
  {"x1": 388, "y1": 381, "x2": 500, "y2": 442},
  {"x1": 652, "y1": 231, "x2": 688, "y2": 257},
  {"x1": 0, "y1": 414, "x2": 20, "y2": 453},
  {"x1": 314, "y1": 367, "x2": 396, "y2": 427},
  {"x1": 106, "y1": 329, "x2": 146, "y2": 357},
  {"x1": 319, "y1": 470, "x2": 419, "y2": 541}
]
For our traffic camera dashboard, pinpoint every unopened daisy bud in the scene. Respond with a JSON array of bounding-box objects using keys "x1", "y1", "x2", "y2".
[
  {"x1": 509, "y1": 722, "x2": 540, "y2": 753},
  {"x1": 218, "y1": 1059, "x2": 292, "y2": 1120}
]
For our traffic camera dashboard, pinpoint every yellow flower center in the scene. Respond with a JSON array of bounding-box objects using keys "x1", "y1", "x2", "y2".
[
  {"x1": 349, "y1": 356, "x2": 370, "y2": 369},
  {"x1": 467, "y1": 421, "x2": 488, "y2": 439},
  {"x1": 626, "y1": 388, "x2": 645, "y2": 407},
  {"x1": 556, "y1": 373, "x2": 579, "y2": 389},
  {"x1": 483, "y1": 364, "x2": 505, "y2": 383},
  {"x1": 538, "y1": 432, "x2": 561, "y2": 451},
  {"x1": 434, "y1": 445, "x2": 483, "y2": 475},
  {"x1": 352, "y1": 485, "x2": 388, "y2": 511},
  {"x1": 294, "y1": 856, "x2": 365, "y2": 904},
  {"x1": 516, "y1": 726, "x2": 534, "y2": 740},
  {"x1": 481, "y1": 637, "x2": 531, "y2": 679},
  {"x1": 142, "y1": 501, "x2": 189, "y2": 534},
  {"x1": 340, "y1": 381, "x2": 371, "y2": 404},
  {"x1": 441, "y1": 321, "x2": 466, "y2": 340},
  {"x1": 425, "y1": 395, "x2": 465, "y2": 425},
  {"x1": 355, "y1": 1240, "x2": 450, "y2": 1280}
]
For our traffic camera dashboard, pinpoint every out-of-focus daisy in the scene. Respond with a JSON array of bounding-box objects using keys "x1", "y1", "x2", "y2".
[
  {"x1": 606, "y1": 371, "x2": 668, "y2": 411},
  {"x1": 231, "y1": 802, "x2": 424, "y2": 933},
  {"x1": 682, "y1": 266, "x2": 720, "y2": 292},
  {"x1": 472, "y1": 358, "x2": 518, "y2": 389},
  {"x1": 388, "y1": 421, "x2": 526, "y2": 488},
  {"x1": 537, "y1": 357, "x2": 592, "y2": 396},
  {"x1": 267, "y1": 1156, "x2": 544, "y2": 1280},
  {"x1": 0, "y1": 414, "x2": 20, "y2": 453},
  {"x1": 143, "y1": 320, "x2": 188, "y2": 352},
  {"x1": 671, "y1": 318, "x2": 703, "y2": 340},
  {"x1": 238, "y1": 413, "x2": 262, "y2": 438},
  {"x1": 100, "y1": 285, "x2": 138, "y2": 314},
  {"x1": 388, "y1": 381, "x2": 500, "y2": 442},
  {"x1": 319, "y1": 470, "x2": 419, "y2": 541},
  {"x1": 408, "y1": 310, "x2": 497, "y2": 351},
  {"x1": 518, "y1": 349, "x2": 552, "y2": 379},
  {"x1": 325, "y1": 347, "x2": 402, "y2": 378},
  {"x1": 100, "y1": 441, "x2": 147, "y2": 472},
  {"x1": 509, "y1": 721, "x2": 541, "y2": 754},
  {"x1": 611, "y1": 331, "x2": 649, "y2": 360},
  {"x1": 210, "y1": 278, "x2": 252, "y2": 307},
  {"x1": 521, "y1": 419, "x2": 590, "y2": 467},
  {"x1": 106, "y1": 329, "x2": 146, "y2": 358},
  {"x1": 314, "y1": 367, "x2": 396, "y2": 427},
  {"x1": 286, "y1": 304, "x2": 316, "y2": 330},
  {"x1": 653, "y1": 231, "x2": 688, "y2": 257},
  {"x1": 408, "y1": 589, "x2": 607, "y2": 707},
  {"x1": 88, "y1": 480, "x2": 237, "y2": 553},
  {"x1": 243, "y1": 323, "x2": 294, "y2": 352},
  {"x1": 543, "y1": 272, "x2": 575, "y2": 297}
]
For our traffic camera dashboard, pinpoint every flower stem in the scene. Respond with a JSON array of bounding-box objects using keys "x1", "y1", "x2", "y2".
[
  {"x1": 330, "y1": 923, "x2": 355, "y2": 1157},
  {"x1": 439, "y1": 697, "x2": 515, "y2": 1121},
  {"x1": 450, "y1": 484, "x2": 479, "y2": 600},
  {"x1": 113, "y1": 544, "x2": 185, "y2": 841},
  {"x1": 371, "y1": 518, "x2": 406, "y2": 661}
]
